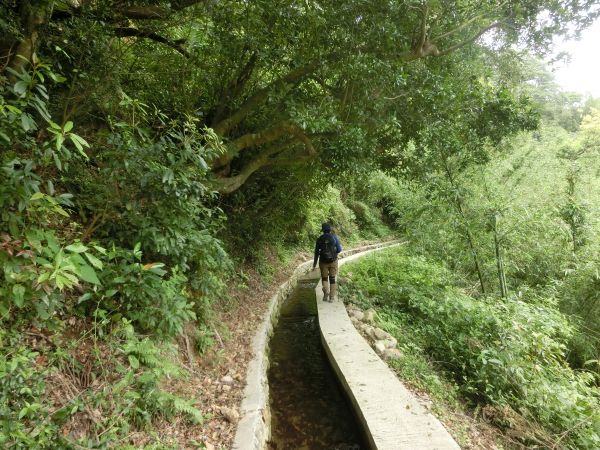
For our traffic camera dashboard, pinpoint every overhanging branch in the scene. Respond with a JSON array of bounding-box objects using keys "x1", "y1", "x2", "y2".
[
  {"x1": 212, "y1": 145, "x2": 284, "y2": 194},
  {"x1": 114, "y1": 27, "x2": 190, "y2": 57},
  {"x1": 51, "y1": 0, "x2": 210, "y2": 22},
  {"x1": 213, "y1": 121, "x2": 315, "y2": 169},
  {"x1": 211, "y1": 51, "x2": 259, "y2": 127},
  {"x1": 434, "y1": 22, "x2": 501, "y2": 56},
  {"x1": 398, "y1": 20, "x2": 501, "y2": 61},
  {"x1": 119, "y1": 0, "x2": 210, "y2": 20},
  {"x1": 212, "y1": 61, "x2": 320, "y2": 136}
]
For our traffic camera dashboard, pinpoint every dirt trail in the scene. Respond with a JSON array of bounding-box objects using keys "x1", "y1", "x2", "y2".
[{"x1": 166, "y1": 250, "x2": 314, "y2": 449}]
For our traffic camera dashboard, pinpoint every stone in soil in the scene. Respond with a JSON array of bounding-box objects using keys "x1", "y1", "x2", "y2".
[
  {"x1": 364, "y1": 309, "x2": 376, "y2": 323},
  {"x1": 383, "y1": 348, "x2": 403, "y2": 360},
  {"x1": 350, "y1": 310, "x2": 364, "y2": 321},
  {"x1": 373, "y1": 327, "x2": 390, "y2": 340},
  {"x1": 221, "y1": 375, "x2": 234, "y2": 385},
  {"x1": 374, "y1": 340, "x2": 386, "y2": 355},
  {"x1": 365, "y1": 326, "x2": 376, "y2": 339},
  {"x1": 384, "y1": 337, "x2": 398, "y2": 348},
  {"x1": 220, "y1": 406, "x2": 239, "y2": 423}
]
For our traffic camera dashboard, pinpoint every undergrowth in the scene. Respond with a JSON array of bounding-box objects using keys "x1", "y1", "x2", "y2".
[{"x1": 340, "y1": 247, "x2": 600, "y2": 449}]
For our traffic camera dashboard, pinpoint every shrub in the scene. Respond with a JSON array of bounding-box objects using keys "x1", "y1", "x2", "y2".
[
  {"x1": 0, "y1": 339, "x2": 58, "y2": 449},
  {"x1": 303, "y1": 185, "x2": 358, "y2": 240},
  {"x1": 78, "y1": 244, "x2": 195, "y2": 339},
  {"x1": 343, "y1": 247, "x2": 600, "y2": 448}
]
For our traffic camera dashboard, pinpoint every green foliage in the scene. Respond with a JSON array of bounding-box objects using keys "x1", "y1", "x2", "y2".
[
  {"x1": 195, "y1": 324, "x2": 215, "y2": 355},
  {"x1": 116, "y1": 322, "x2": 204, "y2": 426},
  {"x1": 0, "y1": 60, "x2": 222, "y2": 445},
  {"x1": 71, "y1": 108, "x2": 226, "y2": 267},
  {"x1": 302, "y1": 185, "x2": 358, "y2": 239},
  {"x1": 0, "y1": 338, "x2": 57, "y2": 449},
  {"x1": 0, "y1": 321, "x2": 204, "y2": 449},
  {"x1": 78, "y1": 244, "x2": 195, "y2": 338},
  {"x1": 557, "y1": 253, "x2": 600, "y2": 367},
  {"x1": 0, "y1": 229, "x2": 105, "y2": 322},
  {"x1": 343, "y1": 248, "x2": 600, "y2": 448},
  {"x1": 344, "y1": 199, "x2": 389, "y2": 239},
  {"x1": 2, "y1": 1, "x2": 600, "y2": 447}
]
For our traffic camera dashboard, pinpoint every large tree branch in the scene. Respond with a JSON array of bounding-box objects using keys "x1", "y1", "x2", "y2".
[
  {"x1": 120, "y1": 0, "x2": 210, "y2": 20},
  {"x1": 211, "y1": 51, "x2": 259, "y2": 127},
  {"x1": 212, "y1": 145, "x2": 284, "y2": 194},
  {"x1": 398, "y1": 20, "x2": 501, "y2": 61},
  {"x1": 229, "y1": 122, "x2": 315, "y2": 155},
  {"x1": 213, "y1": 138, "x2": 318, "y2": 194},
  {"x1": 213, "y1": 121, "x2": 315, "y2": 169},
  {"x1": 212, "y1": 61, "x2": 320, "y2": 136},
  {"x1": 398, "y1": 43, "x2": 439, "y2": 61},
  {"x1": 434, "y1": 21, "x2": 501, "y2": 56},
  {"x1": 7, "y1": 0, "x2": 52, "y2": 79},
  {"x1": 114, "y1": 27, "x2": 190, "y2": 57},
  {"x1": 416, "y1": 2, "x2": 429, "y2": 51}
]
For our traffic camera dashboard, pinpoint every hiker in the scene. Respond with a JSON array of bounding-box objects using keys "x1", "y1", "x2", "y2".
[{"x1": 312, "y1": 223, "x2": 343, "y2": 302}]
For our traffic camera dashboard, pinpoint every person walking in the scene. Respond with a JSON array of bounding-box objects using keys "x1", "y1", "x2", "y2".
[{"x1": 312, "y1": 223, "x2": 343, "y2": 302}]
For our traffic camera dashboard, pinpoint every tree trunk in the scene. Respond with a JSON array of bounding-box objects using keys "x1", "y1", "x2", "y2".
[
  {"x1": 211, "y1": 61, "x2": 319, "y2": 137},
  {"x1": 491, "y1": 213, "x2": 508, "y2": 297},
  {"x1": 443, "y1": 160, "x2": 487, "y2": 294},
  {"x1": 6, "y1": 0, "x2": 53, "y2": 80}
]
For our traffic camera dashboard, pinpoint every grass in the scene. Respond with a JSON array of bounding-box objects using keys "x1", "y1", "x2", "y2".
[{"x1": 339, "y1": 246, "x2": 600, "y2": 449}]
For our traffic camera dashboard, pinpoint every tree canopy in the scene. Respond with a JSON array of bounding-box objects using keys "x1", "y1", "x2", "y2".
[
  {"x1": 3, "y1": 2, "x2": 600, "y2": 448},
  {"x1": 3, "y1": 0, "x2": 598, "y2": 193}
]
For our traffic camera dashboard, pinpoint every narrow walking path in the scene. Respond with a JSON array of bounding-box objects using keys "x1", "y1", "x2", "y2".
[
  {"x1": 317, "y1": 248, "x2": 460, "y2": 450},
  {"x1": 234, "y1": 241, "x2": 459, "y2": 449}
]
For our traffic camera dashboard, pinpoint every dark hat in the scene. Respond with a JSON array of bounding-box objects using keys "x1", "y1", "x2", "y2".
[{"x1": 321, "y1": 223, "x2": 331, "y2": 232}]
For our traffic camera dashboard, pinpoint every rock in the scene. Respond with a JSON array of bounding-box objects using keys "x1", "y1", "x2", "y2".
[
  {"x1": 204, "y1": 443, "x2": 215, "y2": 450},
  {"x1": 365, "y1": 326, "x2": 376, "y2": 340},
  {"x1": 222, "y1": 385, "x2": 231, "y2": 391},
  {"x1": 220, "y1": 406, "x2": 239, "y2": 423},
  {"x1": 221, "y1": 375, "x2": 234, "y2": 385},
  {"x1": 383, "y1": 337, "x2": 398, "y2": 348},
  {"x1": 350, "y1": 310, "x2": 365, "y2": 321},
  {"x1": 374, "y1": 340, "x2": 386, "y2": 355},
  {"x1": 363, "y1": 308, "x2": 376, "y2": 323},
  {"x1": 350, "y1": 316, "x2": 360, "y2": 325},
  {"x1": 383, "y1": 348, "x2": 403, "y2": 360},
  {"x1": 373, "y1": 327, "x2": 390, "y2": 340}
]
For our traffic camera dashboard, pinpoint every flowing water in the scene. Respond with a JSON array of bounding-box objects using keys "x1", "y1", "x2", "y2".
[{"x1": 267, "y1": 278, "x2": 367, "y2": 450}]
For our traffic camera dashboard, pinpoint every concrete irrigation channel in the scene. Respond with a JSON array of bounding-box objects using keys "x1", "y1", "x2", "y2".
[{"x1": 232, "y1": 241, "x2": 460, "y2": 450}]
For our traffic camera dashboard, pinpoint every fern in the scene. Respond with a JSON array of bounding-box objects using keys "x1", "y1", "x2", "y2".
[{"x1": 171, "y1": 396, "x2": 204, "y2": 424}]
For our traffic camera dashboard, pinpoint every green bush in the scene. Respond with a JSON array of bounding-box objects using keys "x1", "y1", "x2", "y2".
[
  {"x1": 74, "y1": 244, "x2": 194, "y2": 339},
  {"x1": 342, "y1": 247, "x2": 600, "y2": 448},
  {"x1": 1, "y1": 62, "x2": 228, "y2": 333},
  {"x1": 345, "y1": 199, "x2": 389, "y2": 239},
  {"x1": 0, "y1": 339, "x2": 58, "y2": 449},
  {"x1": 557, "y1": 252, "x2": 600, "y2": 368},
  {"x1": 303, "y1": 185, "x2": 358, "y2": 239}
]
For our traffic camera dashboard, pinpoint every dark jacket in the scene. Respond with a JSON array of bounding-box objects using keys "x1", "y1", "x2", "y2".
[{"x1": 313, "y1": 232, "x2": 343, "y2": 267}]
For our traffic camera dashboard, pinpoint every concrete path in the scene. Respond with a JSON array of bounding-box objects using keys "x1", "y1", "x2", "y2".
[
  {"x1": 232, "y1": 242, "x2": 400, "y2": 450},
  {"x1": 317, "y1": 250, "x2": 461, "y2": 450}
]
